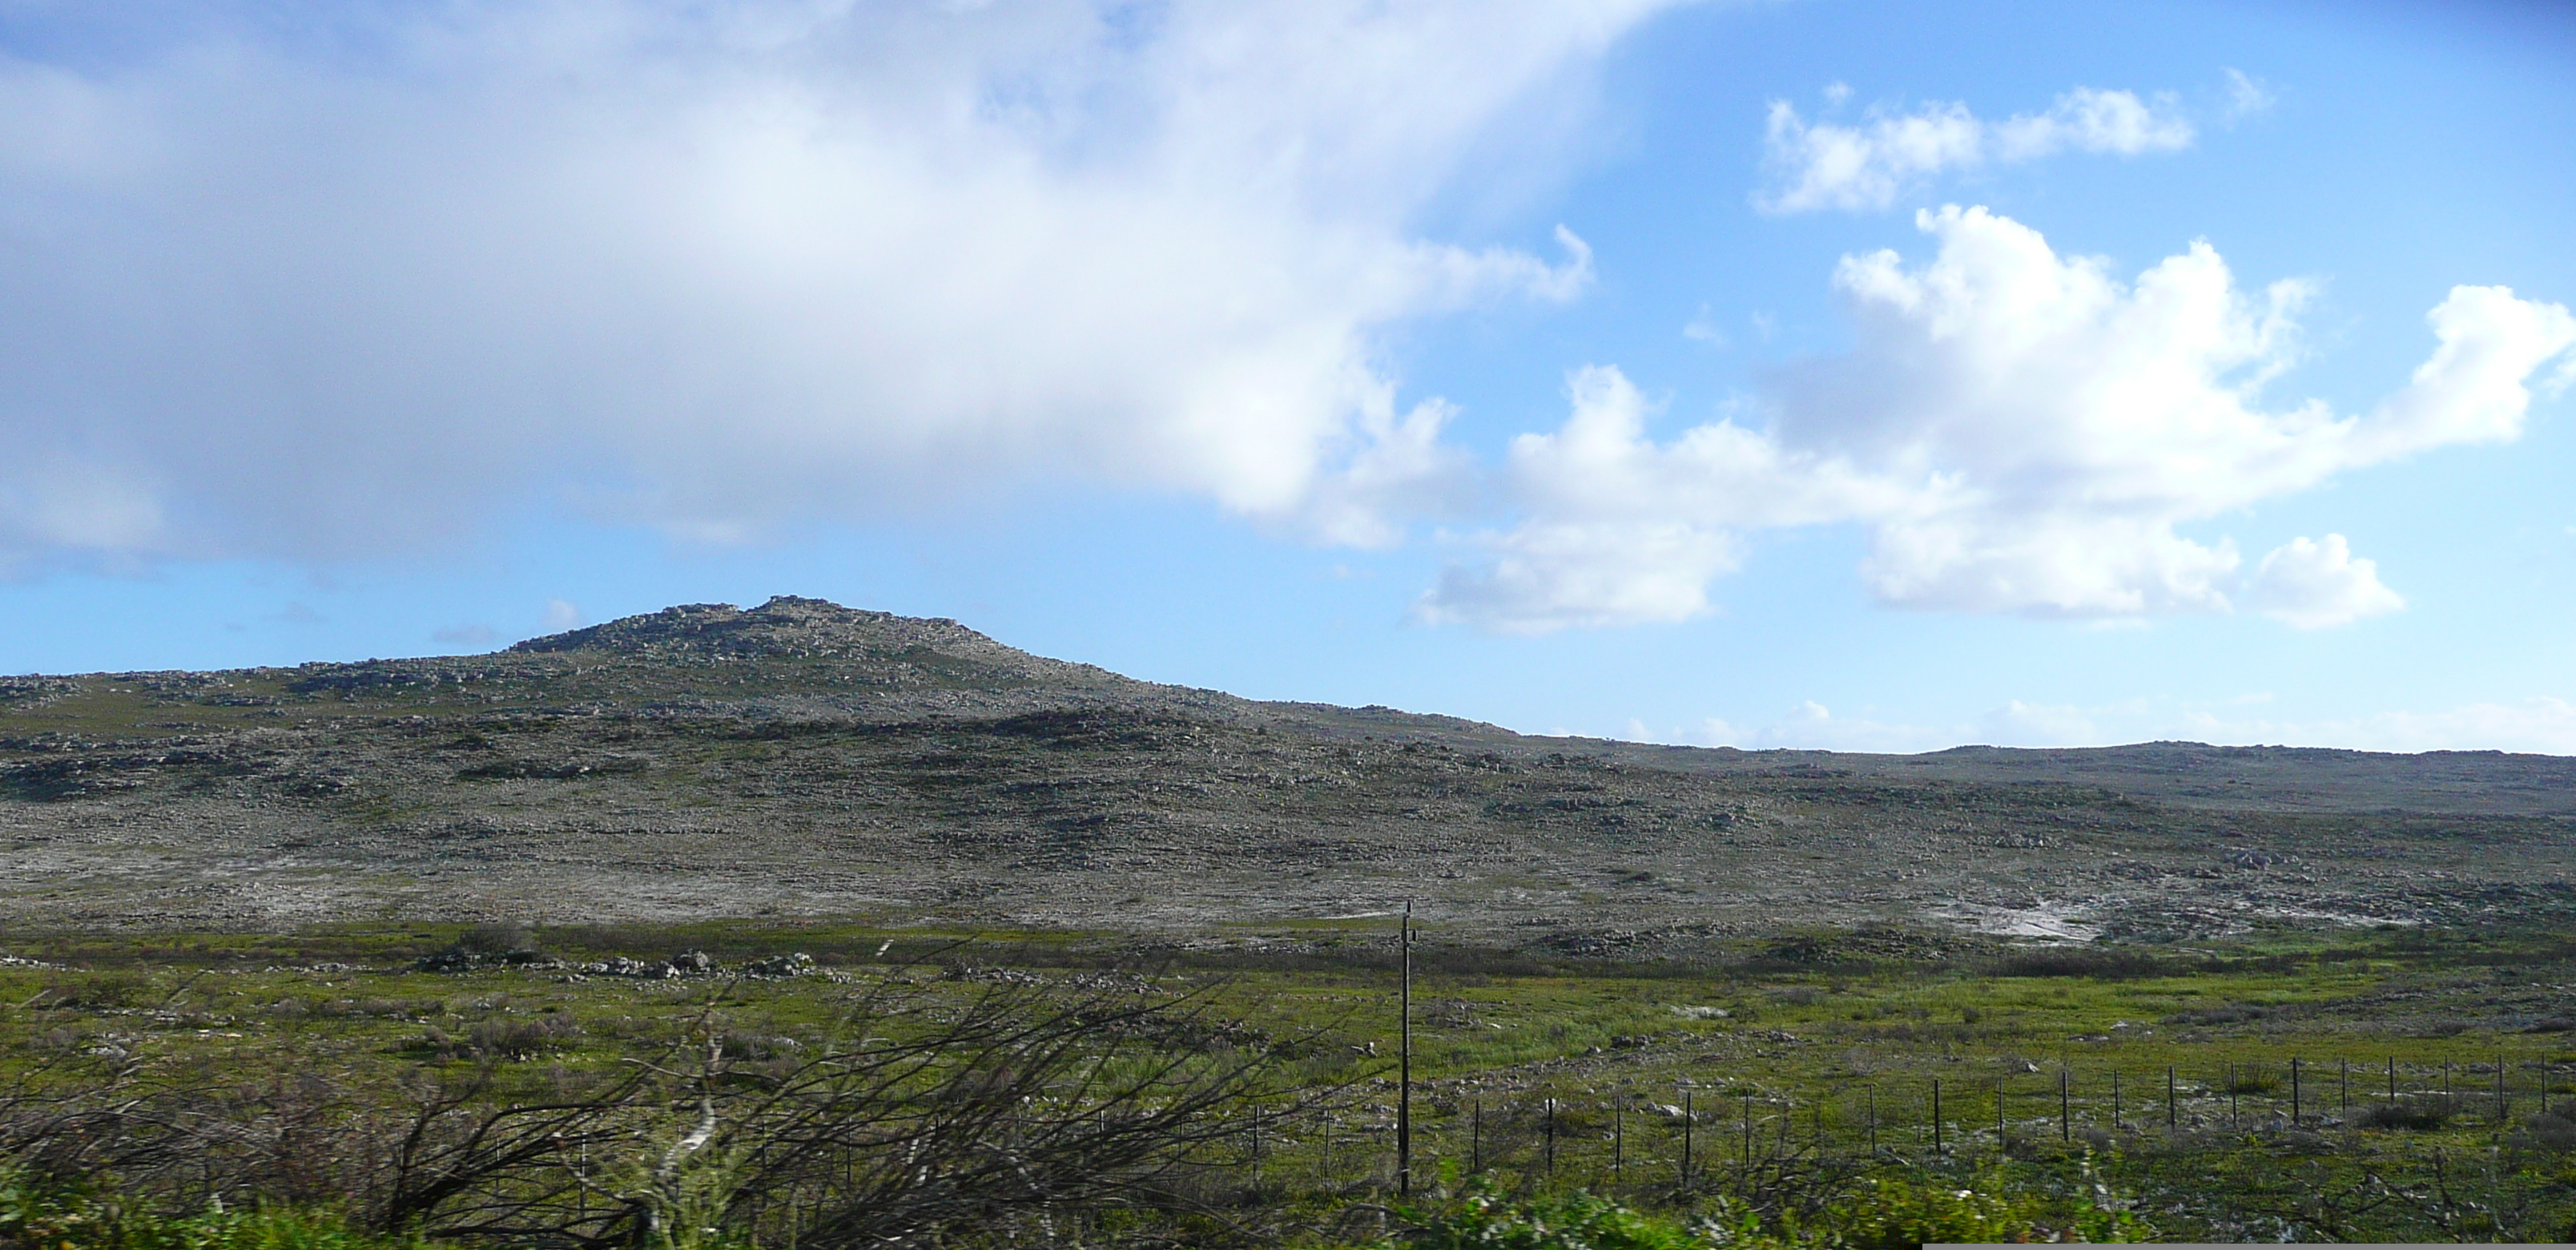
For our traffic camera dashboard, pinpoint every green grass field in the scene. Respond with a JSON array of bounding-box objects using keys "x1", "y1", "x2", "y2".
[{"x1": 6, "y1": 919, "x2": 2575, "y2": 1244}]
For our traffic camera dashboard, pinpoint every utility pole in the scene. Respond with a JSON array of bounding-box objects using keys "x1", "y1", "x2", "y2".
[{"x1": 1397, "y1": 901, "x2": 1412, "y2": 1196}]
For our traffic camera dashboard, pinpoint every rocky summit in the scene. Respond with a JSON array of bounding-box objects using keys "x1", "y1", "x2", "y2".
[{"x1": 4, "y1": 595, "x2": 2573, "y2": 948}]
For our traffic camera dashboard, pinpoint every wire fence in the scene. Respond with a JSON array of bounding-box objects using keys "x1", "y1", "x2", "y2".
[{"x1": 1228, "y1": 1053, "x2": 2571, "y2": 1195}]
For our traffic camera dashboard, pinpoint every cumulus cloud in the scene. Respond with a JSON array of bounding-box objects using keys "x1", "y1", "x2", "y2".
[
  {"x1": 2240, "y1": 534, "x2": 2402, "y2": 628},
  {"x1": 1757, "y1": 87, "x2": 2194, "y2": 214},
  {"x1": 1422, "y1": 207, "x2": 2576, "y2": 633},
  {"x1": 0, "y1": 0, "x2": 1665, "y2": 570}
]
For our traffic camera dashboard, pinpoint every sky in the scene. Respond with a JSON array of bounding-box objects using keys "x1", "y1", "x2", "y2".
[{"x1": 3, "y1": 0, "x2": 2574, "y2": 754}]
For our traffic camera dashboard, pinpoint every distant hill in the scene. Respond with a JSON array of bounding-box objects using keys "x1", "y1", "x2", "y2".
[{"x1": 3, "y1": 596, "x2": 2571, "y2": 944}]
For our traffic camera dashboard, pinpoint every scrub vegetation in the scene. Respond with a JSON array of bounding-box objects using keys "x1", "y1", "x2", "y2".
[
  {"x1": 6, "y1": 919, "x2": 2576, "y2": 1245},
  {"x1": 10, "y1": 599, "x2": 2576, "y2": 1244}
]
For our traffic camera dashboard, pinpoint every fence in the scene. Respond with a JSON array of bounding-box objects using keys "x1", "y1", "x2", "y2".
[{"x1": 1224, "y1": 1052, "x2": 2570, "y2": 1195}]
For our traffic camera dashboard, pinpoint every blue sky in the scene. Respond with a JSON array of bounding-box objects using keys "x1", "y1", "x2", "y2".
[{"x1": 4, "y1": 0, "x2": 2574, "y2": 753}]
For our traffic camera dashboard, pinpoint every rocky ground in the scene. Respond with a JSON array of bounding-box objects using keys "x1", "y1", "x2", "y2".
[{"x1": 5, "y1": 596, "x2": 2572, "y2": 948}]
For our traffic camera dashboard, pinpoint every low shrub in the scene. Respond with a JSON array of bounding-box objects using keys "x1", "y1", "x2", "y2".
[
  {"x1": 1387, "y1": 1185, "x2": 1713, "y2": 1250},
  {"x1": 2, "y1": 1161, "x2": 426, "y2": 1250},
  {"x1": 2356, "y1": 1096, "x2": 2454, "y2": 1131}
]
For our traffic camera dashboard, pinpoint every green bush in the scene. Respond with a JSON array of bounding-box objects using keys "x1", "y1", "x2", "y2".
[
  {"x1": 1, "y1": 1162, "x2": 425, "y2": 1250},
  {"x1": 1814, "y1": 1176, "x2": 2047, "y2": 1250},
  {"x1": 1371, "y1": 1167, "x2": 2150, "y2": 1250},
  {"x1": 1388, "y1": 1185, "x2": 1714, "y2": 1250}
]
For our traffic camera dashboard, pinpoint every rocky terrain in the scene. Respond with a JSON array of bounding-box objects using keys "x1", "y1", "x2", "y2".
[{"x1": 4, "y1": 595, "x2": 2573, "y2": 947}]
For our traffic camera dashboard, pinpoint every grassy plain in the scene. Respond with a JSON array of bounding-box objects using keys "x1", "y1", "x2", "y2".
[{"x1": 7, "y1": 918, "x2": 2576, "y2": 1244}]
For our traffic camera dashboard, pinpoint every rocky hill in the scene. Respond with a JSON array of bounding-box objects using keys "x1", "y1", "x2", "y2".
[{"x1": 3, "y1": 596, "x2": 2571, "y2": 947}]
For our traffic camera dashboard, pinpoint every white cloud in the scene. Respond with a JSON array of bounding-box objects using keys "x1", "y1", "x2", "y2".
[
  {"x1": 2240, "y1": 534, "x2": 2402, "y2": 628},
  {"x1": 2222, "y1": 68, "x2": 2276, "y2": 120},
  {"x1": 2184, "y1": 698, "x2": 2576, "y2": 756},
  {"x1": 1676, "y1": 701, "x2": 1957, "y2": 753},
  {"x1": 1976, "y1": 700, "x2": 2100, "y2": 746},
  {"x1": 541, "y1": 599, "x2": 582, "y2": 632},
  {"x1": 0, "y1": 0, "x2": 1669, "y2": 569},
  {"x1": 1652, "y1": 693, "x2": 2576, "y2": 756},
  {"x1": 1757, "y1": 87, "x2": 2194, "y2": 214},
  {"x1": 1421, "y1": 207, "x2": 2576, "y2": 633}
]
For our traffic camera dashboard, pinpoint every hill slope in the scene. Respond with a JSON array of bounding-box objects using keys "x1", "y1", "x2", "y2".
[{"x1": 3, "y1": 596, "x2": 2571, "y2": 945}]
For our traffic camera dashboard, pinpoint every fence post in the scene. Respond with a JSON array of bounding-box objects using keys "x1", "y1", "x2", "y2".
[
  {"x1": 1545, "y1": 1097, "x2": 1556, "y2": 1176},
  {"x1": 2060, "y1": 1069, "x2": 2071, "y2": 1141},
  {"x1": 1867, "y1": 1087, "x2": 1878, "y2": 1156},
  {"x1": 2166, "y1": 1067, "x2": 2176, "y2": 1129},
  {"x1": 2111, "y1": 1070, "x2": 2121, "y2": 1130},
  {"x1": 1681, "y1": 1088, "x2": 1693, "y2": 1191},
  {"x1": 1398, "y1": 901, "x2": 1411, "y2": 1196},
  {"x1": 2292, "y1": 1058, "x2": 2301, "y2": 1126},
  {"x1": 1933, "y1": 1079, "x2": 1944, "y2": 1153},
  {"x1": 1614, "y1": 1106, "x2": 1624, "y2": 1187},
  {"x1": 2498, "y1": 1054, "x2": 2508, "y2": 1123},
  {"x1": 1470, "y1": 1099, "x2": 1482, "y2": 1174}
]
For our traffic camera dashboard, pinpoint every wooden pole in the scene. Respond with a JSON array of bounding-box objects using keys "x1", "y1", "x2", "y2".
[
  {"x1": 2292, "y1": 1057, "x2": 2301, "y2": 1126},
  {"x1": 1933, "y1": 1079, "x2": 1943, "y2": 1152},
  {"x1": 1681, "y1": 1088, "x2": 1693, "y2": 1191},
  {"x1": 1398, "y1": 901, "x2": 1412, "y2": 1196},
  {"x1": 2166, "y1": 1067, "x2": 2176, "y2": 1129},
  {"x1": 2060, "y1": 1069, "x2": 2071, "y2": 1141},
  {"x1": 1471, "y1": 1099, "x2": 1482, "y2": 1174}
]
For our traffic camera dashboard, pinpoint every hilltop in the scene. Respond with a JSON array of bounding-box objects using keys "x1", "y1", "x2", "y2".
[{"x1": 3, "y1": 595, "x2": 2571, "y2": 946}]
